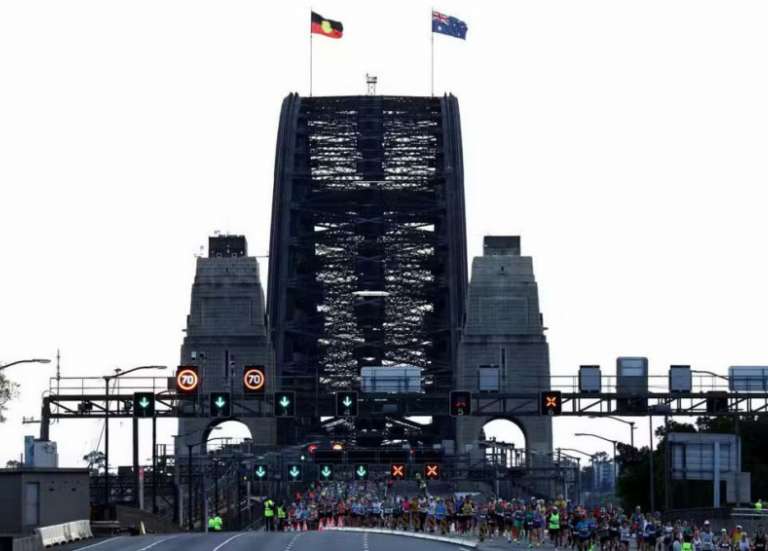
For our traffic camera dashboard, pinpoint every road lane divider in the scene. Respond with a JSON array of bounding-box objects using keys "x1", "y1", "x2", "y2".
[
  {"x1": 322, "y1": 527, "x2": 478, "y2": 548},
  {"x1": 210, "y1": 533, "x2": 247, "y2": 551},
  {"x1": 135, "y1": 536, "x2": 179, "y2": 551},
  {"x1": 72, "y1": 537, "x2": 123, "y2": 551}
]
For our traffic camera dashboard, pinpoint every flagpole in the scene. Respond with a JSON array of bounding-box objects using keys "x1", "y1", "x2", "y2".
[
  {"x1": 430, "y1": 8, "x2": 434, "y2": 96},
  {"x1": 310, "y1": 10, "x2": 314, "y2": 97}
]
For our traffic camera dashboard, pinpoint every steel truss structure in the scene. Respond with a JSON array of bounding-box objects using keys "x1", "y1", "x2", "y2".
[
  {"x1": 41, "y1": 390, "x2": 768, "y2": 429},
  {"x1": 267, "y1": 94, "x2": 467, "y2": 396}
]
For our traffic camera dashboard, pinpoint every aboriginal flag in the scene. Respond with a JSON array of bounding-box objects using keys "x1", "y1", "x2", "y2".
[{"x1": 311, "y1": 11, "x2": 343, "y2": 39}]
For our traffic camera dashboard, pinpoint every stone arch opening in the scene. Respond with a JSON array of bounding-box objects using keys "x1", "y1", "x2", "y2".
[
  {"x1": 203, "y1": 419, "x2": 253, "y2": 452},
  {"x1": 481, "y1": 418, "x2": 527, "y2": 468}
]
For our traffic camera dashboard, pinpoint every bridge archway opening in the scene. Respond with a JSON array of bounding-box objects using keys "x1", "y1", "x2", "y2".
[
  {"x1": 481, "y1": 418, "x2": 527, "y2": 468},
  {"x1": 204, "y1": 420, "x2": 252, "y2": 452}
]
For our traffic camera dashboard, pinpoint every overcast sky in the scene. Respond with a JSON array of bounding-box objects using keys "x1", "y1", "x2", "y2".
[{"x1": 1, "y1": 1, "x2": 767, "y2": 469}]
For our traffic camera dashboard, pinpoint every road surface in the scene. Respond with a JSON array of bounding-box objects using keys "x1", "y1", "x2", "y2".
[{"x1": 67, "y1": 531, "x2": 475, "y2": 551}]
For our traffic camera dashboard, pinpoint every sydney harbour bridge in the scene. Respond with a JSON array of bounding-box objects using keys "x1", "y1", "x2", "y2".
[{"x1": 36, "y1": 92, "x2": 764, "y2": 531}]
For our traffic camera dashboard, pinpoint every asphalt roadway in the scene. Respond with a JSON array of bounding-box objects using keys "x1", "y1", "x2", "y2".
[{"x1": 66, "y1": 531, "x2": 476, "y2": 551}]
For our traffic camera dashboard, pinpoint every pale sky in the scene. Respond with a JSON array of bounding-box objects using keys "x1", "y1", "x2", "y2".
[{"x1": 1, "y1": 1, "x2": 767, "y2": 469}]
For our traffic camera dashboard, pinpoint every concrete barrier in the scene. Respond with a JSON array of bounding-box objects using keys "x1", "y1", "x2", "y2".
[{"x1": 35, "y1": 520, "x2": 93, "y2": 547}]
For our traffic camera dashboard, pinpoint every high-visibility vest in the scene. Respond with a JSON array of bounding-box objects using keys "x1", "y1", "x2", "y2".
[
  {"x1": 756, "y1": 501, "x2": 764, "y2": 511},
  {"x1": 549, "y1": 513, "x2": 560, "y2": 530},
  {"x1": 683, "y1": 542, "x2": 694, "y2": 551},
  {"x1": 208, "y1": 518, "x2": 215, "y2": 529},
  {"x1": 278, "y1": 506, "x2": 286, "y2": 519},
  {"x1": 214, "y1": 516, "x2": 223, "y2": 531},
  {"x1": 264, "y1": 500, "x2": 275, "y2": 517}
]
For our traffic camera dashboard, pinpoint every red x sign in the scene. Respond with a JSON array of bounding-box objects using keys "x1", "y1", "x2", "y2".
[
  {"x1": 546, "y1": 396, "x2": 558, "y2": 408},
  {"x1": 424, "y1": 464, "x2": 440, "y2": 479},
  {"x1": 390, "y1": 464, "x2": 405, "y2": 479}
]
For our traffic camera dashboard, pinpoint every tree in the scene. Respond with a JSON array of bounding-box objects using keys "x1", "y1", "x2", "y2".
[
  {"x1": 83, "y1": 450, "x2": 106, "y2": 473},
  {"x1": 5, "y1": 459, "x2": 22, "y2": 469},
  {"x1": 0, "y1": 372, "x2": 20, "y2": 423}
]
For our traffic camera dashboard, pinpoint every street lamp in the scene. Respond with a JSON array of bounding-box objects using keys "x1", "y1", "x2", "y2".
[
  {"x1": 0, "y1": 358, "x2": 51, "y2": 371},
  {"x1": 575, "y1": 433, "x2": 621, "y2": 492},
  {"x1": 589, "y1": 415, "x2": 636, "y2": 448},
  {"x1": 103, "y1": 365, "x2": 166, "y2": 507},
  {"x1": 184, "y1": 435, "x2": 230, "y2": 532}
]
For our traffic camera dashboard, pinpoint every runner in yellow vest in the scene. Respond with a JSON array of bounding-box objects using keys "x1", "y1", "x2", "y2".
[
  {"x1": 213, "y1": 515, "x2": 223, "y2": 532},
  {"x1": 207, "y1": 517, "x2": 215, "y2": 531},
  {"x1": 756, "y1": 499, "x2": 764, "y2": 511}
]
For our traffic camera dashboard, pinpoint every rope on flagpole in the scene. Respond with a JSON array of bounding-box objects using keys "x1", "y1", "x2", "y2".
[
  {"x1": 430, "y1": 7, "x2": 434, "y2": 97},
  {"x1": 310, "y1": 10, "x2": 314, "y2": 97}
]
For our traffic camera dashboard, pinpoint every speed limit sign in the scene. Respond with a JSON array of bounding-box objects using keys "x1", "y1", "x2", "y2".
[
  {"x1": 243, "y1": 366, "x2": 266, "y2": 394},
  {"x1": 176, "y1": 366, "x2": 200, "y2": 395}
]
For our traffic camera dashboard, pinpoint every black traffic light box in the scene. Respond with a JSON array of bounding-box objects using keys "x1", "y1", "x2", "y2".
[
  {"x1": 390, "y1": 463, "x2": 406, "y2": 480},
  {"x1": 287, "y1": 464, "x2": 303, "y2": 481},
  {"x1": 540, "y1": 391, "x2": 562, "y2": 415},
  {"x1": 424, "y1": 463, "x2": 441, "y2": 480},
  {"x1": 449, "y1": 391, "x2": 472, "y2": 416},
  {"x1": 210, "y1": 392, "x2": 231, "y2": 417},
  {"x1": 274, "y1": 392, "x2": 296, "y2": 417},
  {"x1": 318, "y1": 464, "x2": 334, "y2": 481},
  {"x1": 133, "y1": 392, "x2": 155, "y2": 418},
  {"x1": 335, "y1": 391, "x2": 358, "y2": 417},
  {"x1": 354, "y1": 464, "x2": 369, "y2": 480},
  {"x1": 254, "y1": 464, "x2": 269, "y2": 480}
]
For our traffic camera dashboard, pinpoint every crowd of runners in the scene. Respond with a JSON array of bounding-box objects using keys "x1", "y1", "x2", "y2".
[{"x1": 267, "y1": 482, "x2": 767, "y2": 550}]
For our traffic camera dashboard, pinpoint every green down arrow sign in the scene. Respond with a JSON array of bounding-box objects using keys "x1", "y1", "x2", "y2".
[
  {"x1": 255, "y1": 466, "x2": 266, "y2": 479},
  {"x1": 214, "y1": 396, "x2": 227, "y2": 409},
  {"x1": 138, "y1": 397, "x2": 150, "y2": 409},
  {"x1": 356, "y1": 465, "x2": 367, "y2": 478},
  {"x1": 342, "y1": 396, "x2": 353, "y2": 408},
  {"x1": 289, "y1": 466, "x2": 300, "y2": 479},
  {"x1": 279, "y1": 396, "x2": 291, "y2": 409},
  {"x1": 320, "y1": 466, "x2": 332, "y2": 479}
]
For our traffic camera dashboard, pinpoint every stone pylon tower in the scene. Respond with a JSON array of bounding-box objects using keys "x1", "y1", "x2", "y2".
[
  {"x1": 456, "y1": 236, "x2": 553, "y2": 462},
  {"x1": 177, "y1": 235, "x2": 275, "y2": 450}
]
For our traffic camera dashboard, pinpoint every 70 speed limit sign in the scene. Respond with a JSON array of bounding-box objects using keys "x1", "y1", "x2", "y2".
[{"x1": 243, "y1": 366, "x2": 266, "y2": 394}]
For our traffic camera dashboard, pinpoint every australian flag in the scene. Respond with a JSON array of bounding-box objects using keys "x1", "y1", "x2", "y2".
[{"x1": 432, "y1": 11, "x2": 468, "y2": 40}]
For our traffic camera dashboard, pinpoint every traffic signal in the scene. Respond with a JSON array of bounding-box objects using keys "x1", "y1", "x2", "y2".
[
  {"x1": 254, "y1": 464, "x2": 269, "y2": 480},
  {"x1": 210, "y1": 392, "x2": 231, "y2": 417},
  {"x1": 540, "y1": 391, "x2": 562, "y2": 415},
  {"x1": 133, "y1": 392, "x2": 155, "y2": 418},
  {"x1": 424, "y1": 463, "x2": 441, "y2": 480},
  {"x1": 318, "y1": 464, "x2": 334, "y2": 481},
  {"x1": 274, "y1": 392, "x2": 296, "y2": 417},
  {"x1": 354, "y1": 464, "x2": 369, "y2": 480},
  {"x1": 287, "y1": 464, "x2": 303, "y2": 481},
  {"x1": 390, "y1": 463, "x2": 406, "y2": 480},
  {"x1": 243, "y1": 366, "x2": 266, "y2": 394},
  {"x1": 176, "y1": 366, "x2": 200, "y2": 395},
  {"x1": 449, "y1": 391, "x2": 472, "y2": 416},
  {"x1": 335, "y1": 391, "x2": 358, "y2": 417}
]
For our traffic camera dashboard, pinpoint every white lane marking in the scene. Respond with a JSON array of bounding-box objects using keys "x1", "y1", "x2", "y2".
[
  {"x1": 136, "y1": 536, "x2": 179, "y2": 551},
  {"x1": 284, "y1": 533, "x2": 302, "y2": 551},
  {"x1": 211, "y1": 533, "x2": 247, "y2": 551},
  {"x1": 363, "y1": 532, "x2": 370, "y2": 551},
  {"x1": 71, "y1": 537, "x2": 123, "y2": 551}
]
